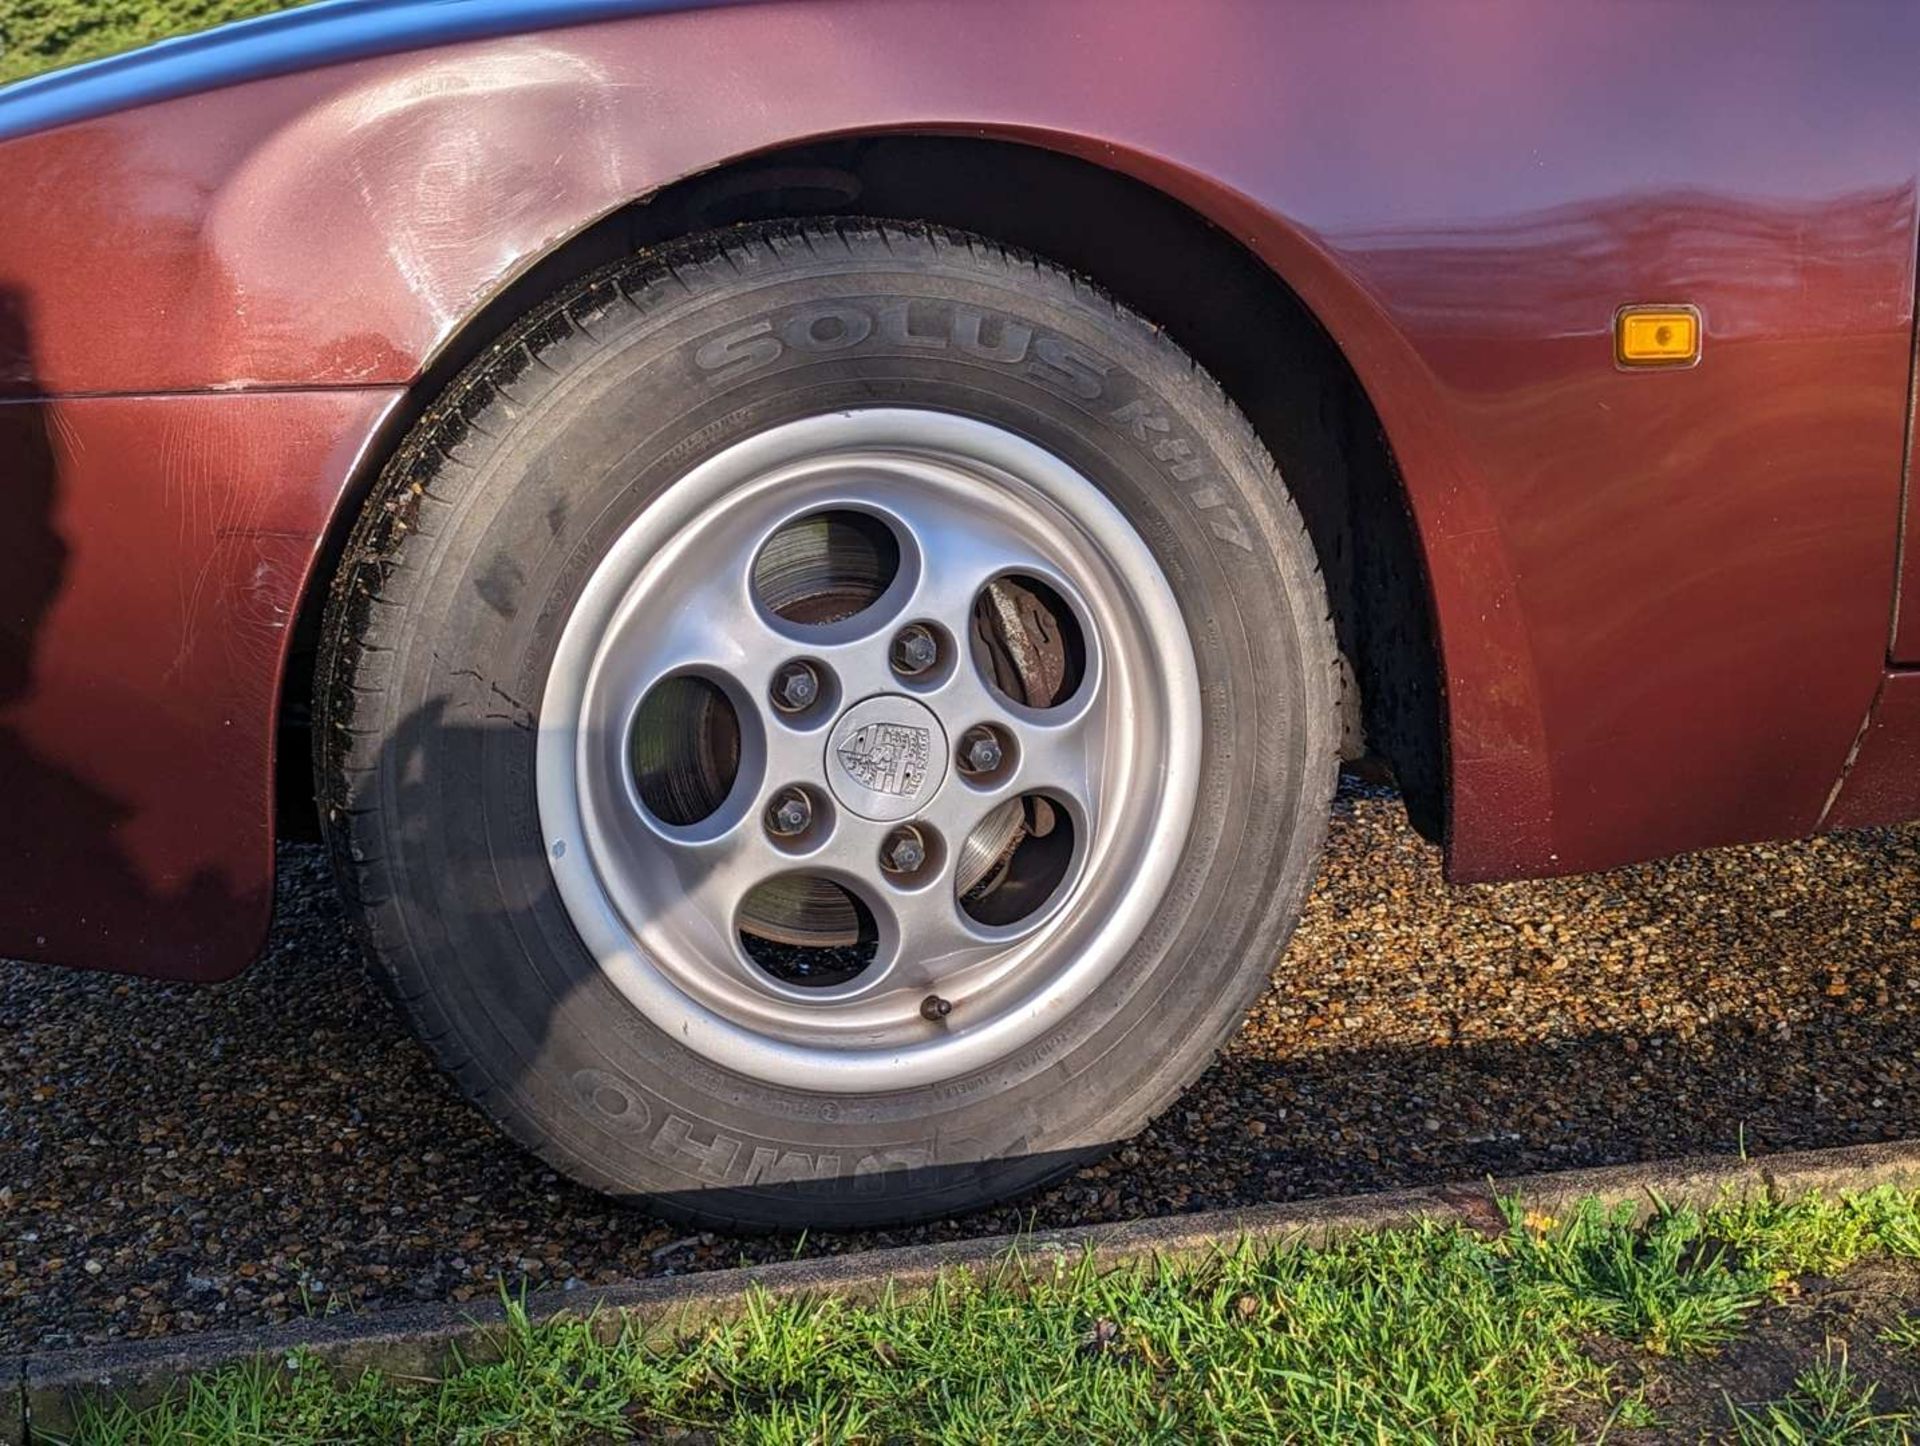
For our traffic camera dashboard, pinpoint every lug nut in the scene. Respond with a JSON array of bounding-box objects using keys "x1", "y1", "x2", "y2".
[
  {"x1": 882, "y1": 824, "x2": 927, "y2": 874},
  {"x1": 891, "y1": 624, "x2": 939, "y2": 677},
  {"x1": 920, "y1": 994, "x2": 953, "y2": 1021},
  {"x1": 771, "y1": 660, "x2": 820, "y2": 713},
  {"x1": 959, "y1": 727, "x2": 1004, "y2": 775},
  {"x1": 767, "y1": 788, "x2": 813, "y2": 838}
]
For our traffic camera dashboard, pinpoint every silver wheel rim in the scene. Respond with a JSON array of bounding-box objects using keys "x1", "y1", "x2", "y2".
[{"x1": 537, "y1": 408, "x2": 1202, "y2": 1093}]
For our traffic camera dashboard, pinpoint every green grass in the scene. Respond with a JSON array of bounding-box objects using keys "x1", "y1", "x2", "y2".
[
  {"x1": 1882, "y1": 1314, "x2": 1920, "y2": 1353},
  {"x1": 60, "y1": 1188, "x2": 1920, "y2": 1445},
  {"x1": 1730, "y1": 1347, "x2": 1916, "y2": 1444},
  {"x1": 0, "y1": 1, "x2": 310, "y2": 87}
]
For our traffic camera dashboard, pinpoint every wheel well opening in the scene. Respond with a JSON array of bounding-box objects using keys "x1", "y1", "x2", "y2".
[{"x1": 278, "y1": 135, "x2": 1444, "y2": 844}]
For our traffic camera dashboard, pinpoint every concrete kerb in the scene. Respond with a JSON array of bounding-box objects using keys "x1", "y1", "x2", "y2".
[{"x1": 16, "y1": 1139, "x2": 1920, "y2": 1443}]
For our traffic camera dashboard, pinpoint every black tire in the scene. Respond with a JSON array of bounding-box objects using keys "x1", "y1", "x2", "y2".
[{"x1": 316, "y1": 220, "x2": 1339, "y2": 1230}]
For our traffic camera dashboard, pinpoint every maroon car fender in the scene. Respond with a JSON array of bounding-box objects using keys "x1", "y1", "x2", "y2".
[
  {"x1": 0, "y1": 385, "x2": 401, "y2": 976},
  {"x1": 1, "y1": 0, "x2": 1915, "y2": 977}
]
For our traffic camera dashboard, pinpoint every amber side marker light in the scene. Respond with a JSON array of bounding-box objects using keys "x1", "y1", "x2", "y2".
[{"x1": 1615, "y1": 305, "x2": 1701, "y2": 368}]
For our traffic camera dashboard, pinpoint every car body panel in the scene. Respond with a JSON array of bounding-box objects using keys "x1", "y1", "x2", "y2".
[
  {"x1": 0, "y1": 0, "x2": 1916, "y2": 975},
  {"x1": 0, "y1": 384, "x2": 402, "y2": 977},
  {"x1": 1893, "y1": 369, "x2": 1920, "y2": 666},
  {"x1": 1825, "y1": 671, "x2": 1920, "y2": 832}
]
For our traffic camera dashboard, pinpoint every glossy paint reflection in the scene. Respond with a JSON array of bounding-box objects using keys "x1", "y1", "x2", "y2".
[{"x1": 0, "y1": 0, "x2": 1916, "y2": 974}]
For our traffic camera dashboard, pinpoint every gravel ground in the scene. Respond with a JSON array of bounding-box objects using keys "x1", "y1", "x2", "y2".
[{"x1": 6, "y1": 779, "x2": 1920, "y2": 1353}]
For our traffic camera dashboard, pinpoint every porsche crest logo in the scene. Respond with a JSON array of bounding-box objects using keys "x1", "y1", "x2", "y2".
[{"x1": 835, "y1": 722, "x2": 931, "y2": 797}]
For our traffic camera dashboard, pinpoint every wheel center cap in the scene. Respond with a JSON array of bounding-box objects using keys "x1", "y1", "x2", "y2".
[{"x1": 824, "y1": 694, "x2": 949, "y2": 822}]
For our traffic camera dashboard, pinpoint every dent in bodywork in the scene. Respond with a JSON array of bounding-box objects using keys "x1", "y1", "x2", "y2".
[{"x1": 213, "y1": 43, "x2": 632, "y2": 345}]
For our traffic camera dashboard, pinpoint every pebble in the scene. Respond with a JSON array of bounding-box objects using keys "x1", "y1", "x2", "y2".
[{"x1": 5, "y1": 779, "x2": 1919, "y2": 1351}]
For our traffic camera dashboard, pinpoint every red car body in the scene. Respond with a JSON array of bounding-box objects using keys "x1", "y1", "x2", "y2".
[{"x1": 3, "y1": 0, "x2": 1918, "y2": 981}]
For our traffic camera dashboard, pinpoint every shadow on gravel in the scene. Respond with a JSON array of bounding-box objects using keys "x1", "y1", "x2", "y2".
[{"x1": 5, "y1": 778, "x2": 1920, "y2": 1351}]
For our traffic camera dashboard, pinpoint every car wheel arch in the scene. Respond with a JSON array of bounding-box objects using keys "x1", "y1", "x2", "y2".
[{"x1": 280, "y1": 130, "x2": 1452, "y2": 853}]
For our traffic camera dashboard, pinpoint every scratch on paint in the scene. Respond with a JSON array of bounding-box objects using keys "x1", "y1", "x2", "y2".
[
  {"x1": 45, "y1": 402, "x2": 83, "y2": 459},
  {"x1": 162, "y1": 401, "x2": 275, "y2": 682}
]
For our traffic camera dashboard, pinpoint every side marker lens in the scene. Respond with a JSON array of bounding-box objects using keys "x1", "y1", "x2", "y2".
[{"x1": 1615, "y1": 306, "x2": 1701, "y2": 368}]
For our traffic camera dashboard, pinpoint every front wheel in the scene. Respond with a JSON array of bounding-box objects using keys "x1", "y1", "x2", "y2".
[{"x1": 316, "y1": 221, "x2": 1338, "y2": 1229}]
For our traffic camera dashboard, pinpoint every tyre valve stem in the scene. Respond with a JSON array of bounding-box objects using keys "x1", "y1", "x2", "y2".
[{"x1": 920, "y1": 994, "x2": 953, "y2": 1022}]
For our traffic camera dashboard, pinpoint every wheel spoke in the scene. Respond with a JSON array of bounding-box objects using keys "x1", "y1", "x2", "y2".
[
  {"x1": 570, "y1": 788, "x2": 768, "y2": 965},
  {"x1": 882, "y1": 882, "x2": 1005, "y2": 994},
  {"x1": 1009, "y1": 704, "x2": 1105, "y2": 825},
  {"x1": 591, "y1": 528, "x2": 793, "y2": 715},
  {"x1": 891, "y1": 486, "x2": 1065, "y2": 631}
]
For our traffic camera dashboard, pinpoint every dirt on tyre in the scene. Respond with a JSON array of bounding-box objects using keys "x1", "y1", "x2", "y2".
[{"x1": 316, "y1": 220, "x2": 1339, "y2": 1230}]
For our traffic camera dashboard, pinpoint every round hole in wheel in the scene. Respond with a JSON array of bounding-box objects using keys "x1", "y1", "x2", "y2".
[
  {"x1": 957, "y1": 794, "x2": 1078, "y2": 928},
  {"x1": 738, "y1": 875, "x2": 879, "y2": 988},
  {"x1": 752, "y1": 509, "x2": 900, "y2": 626},
  {"x1": 628, "y1": 674, "x2": 741, "y2": 826},
  {"x1": 969, "y1": 574, "x2": 1087, "y2": 709}
]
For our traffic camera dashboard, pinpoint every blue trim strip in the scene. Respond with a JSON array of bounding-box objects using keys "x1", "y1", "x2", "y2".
[{"x1": 0, "y1": 0, "x2": 721, "y2": 142}]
